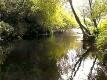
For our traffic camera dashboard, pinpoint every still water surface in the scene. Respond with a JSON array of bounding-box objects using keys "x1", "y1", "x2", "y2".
[{"x1": 0, "y1": 30, "x2": 107, "y2": 80}]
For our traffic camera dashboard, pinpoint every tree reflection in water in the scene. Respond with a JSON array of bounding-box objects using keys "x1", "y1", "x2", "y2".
[
  {"x1": 58, "y1": 39, "x2": 107, "y2": 80},
  {"x1": 0, "y1": 31, "x2": 107, "y2": 80},
  {"x1": 0, "y1": 31, "x2": 79, "y2": 80}
]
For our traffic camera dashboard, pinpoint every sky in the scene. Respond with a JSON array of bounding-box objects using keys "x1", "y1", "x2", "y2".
[
  {"x1": 64, "y1": 0, "x2": 88, "y2": 10},
  {"x1": 73, "y1": 0, "x2": 84, "y2": 7},
  {"x1": 73, "y1": 0, "x2": 88, "y2": 8},
  {"x1": 64, "y1": 0, "x2": 89, "y2": 14}
]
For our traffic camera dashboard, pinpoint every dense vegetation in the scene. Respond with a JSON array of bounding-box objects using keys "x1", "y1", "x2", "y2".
[
  {"x1": 0, "y1": 0, "x2": 107, "y2": 80},
  {"x1": 0, "y1": 0, "x2": 106, "y2": 43},
  {"x1": 0, "y1": 0, "x2": 77, "y2": 40},
  {"x1": 0, "y1": 0, "x2": 107, "y2": 57},
  {"x1": 97, "y1": 19, "x2": 107, "y2": 53}
]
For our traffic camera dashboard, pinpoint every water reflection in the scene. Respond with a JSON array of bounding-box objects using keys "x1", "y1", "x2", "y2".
[
  {"x1": 0, "y1": 30, "x2": 107, "y2": 80},
  {"x1": 0, "y1": 31, "x2": 80, "y2": 80},
  {"x1": 58, "y1": 48, "x2": 98, "y2": 80},
  {"x1": 58, "y1": 41, "x2": 107, "y2": 80}
]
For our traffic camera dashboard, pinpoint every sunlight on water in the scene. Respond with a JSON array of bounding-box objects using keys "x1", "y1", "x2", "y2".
[
  {"x1": 57, "y1": 30, "x2": 99, "y2": 80},
  {"x1": 58, "y1": 49, "x2": 98, "y2": 80},
  {"x1": 73, "y1": 58, "x2": 97, "y2": 80},
  {"x1": 71, "y1": 28, "x2": 83, "y2": 41},
  {"x1": 1, "y1": 29, "x2": 101, "y2": 80}
]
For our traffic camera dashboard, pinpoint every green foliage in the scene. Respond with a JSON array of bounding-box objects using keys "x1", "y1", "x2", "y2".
[
  {"x1": 97, "y1": 19, "x2": 107, "y2": 49},
  {"x1": 0, "y1": 0, "x2": 77, "y2": 38},
  {"x1": 0, "y1": 0, "x2": 33, "y2": 26},
  {"x1": 0, "y1": 0, "x2": 32, "y2": 13},
  {"x1": 31, "y1": 0, "x2": 77, "y2": 29},
  {"x1": 0, "y1": 21, "x2": 14, "y2": 34},
  {"x1": 81, "y1": 0, "x2": 107, "y2": 31},
  {"x1": 91, "y1": 0, "x2": 107, "y2": 19},
  {"x1": 62, "y1": 11, "x2": 77, "y2": 27}
]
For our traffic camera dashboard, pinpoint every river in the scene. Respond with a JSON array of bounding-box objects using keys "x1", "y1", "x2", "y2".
[{"x1": 0, "y1": 29, "x2": 107, "y2": 80}]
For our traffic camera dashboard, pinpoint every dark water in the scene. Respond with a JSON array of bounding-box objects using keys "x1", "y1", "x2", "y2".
[{"x1": 0, "y1": 29, "x2": 107, "y2": 80}]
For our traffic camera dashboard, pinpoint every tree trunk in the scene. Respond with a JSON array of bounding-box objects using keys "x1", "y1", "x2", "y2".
[
  {"x1": 68, "y1": 0, "x2": 91, "y2": 36},
  {"x1": 89, "y1": 0, "x2": 98, "y2": 28}
]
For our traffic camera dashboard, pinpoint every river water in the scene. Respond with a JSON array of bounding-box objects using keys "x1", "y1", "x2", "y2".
[{"x1": 0, "y1": 29, "x2": 107, "y2": 80}]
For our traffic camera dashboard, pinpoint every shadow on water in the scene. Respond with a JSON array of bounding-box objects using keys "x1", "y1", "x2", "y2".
[
  {"x1": 0, "y1": 30, "x2": 79, "y2": 80},
  {"x1": 0, "y1": 29, "x2": 107, "y2": 80}
]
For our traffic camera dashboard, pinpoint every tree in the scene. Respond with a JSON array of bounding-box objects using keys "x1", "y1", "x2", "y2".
[
  {"x1": 68, "y1": 0, "x2": 91, "y2": 37},
  {"x1": 68, "y1": 0, "x2": 107, "y2": 41},
  {"x1": 84, "y1": 0, "x2": 107, "y2": 29}
]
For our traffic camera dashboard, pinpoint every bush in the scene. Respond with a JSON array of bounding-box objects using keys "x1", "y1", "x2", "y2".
[
  {"x1": 97, "y1": 19, "x2": 107, "y2": 50},
  {"x1": 0, "y1": 21, "x2": 14, "y2": 40},
  {"x1": 0, "y1": 21, "x2": 14, "y2": 34}
]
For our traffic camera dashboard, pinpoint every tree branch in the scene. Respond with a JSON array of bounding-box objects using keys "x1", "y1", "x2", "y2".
[{"x1": 68, "y1": 0, "x2": 91, "y2": 35}]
